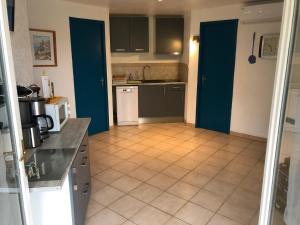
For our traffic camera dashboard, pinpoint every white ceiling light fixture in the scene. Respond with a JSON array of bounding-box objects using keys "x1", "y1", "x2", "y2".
[{"x1": 158, "y1": 0, "x2": 163, "y2": 2}]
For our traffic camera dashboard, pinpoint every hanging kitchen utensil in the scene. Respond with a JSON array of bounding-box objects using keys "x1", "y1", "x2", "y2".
[{"x1": 248, "y1": 32, "x2": 257, "y2": 64}]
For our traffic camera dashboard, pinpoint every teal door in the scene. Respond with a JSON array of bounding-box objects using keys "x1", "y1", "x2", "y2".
[
  {"x1": 69, "y1": 17, "x2": 109, "y2": 135},
  {"x1": 196, "y1": 20, "x2": 238, "y2": 134}
]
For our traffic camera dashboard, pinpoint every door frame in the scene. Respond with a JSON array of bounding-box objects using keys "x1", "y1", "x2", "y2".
[
  {"x1": 259, "y1": 0, "x2": 298, "y2": 224},
  {"x1": 195, "y1": 19, "x2": 238, "y2": 133},
  {"x1": 70, "y1": 17, "x2": 110, "y2": 133},
  {"x1": 0, "y1": 1, "x2": 33, "y2": 225}
]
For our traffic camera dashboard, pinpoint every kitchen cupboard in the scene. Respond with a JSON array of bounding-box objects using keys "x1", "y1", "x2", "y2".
[
  {"x1": 69, "y1": 133, "x2": 91, "y2": 225},
  {"x1": 139, "y1": 84, "x2": 185, "y2": 118},
  {"x1": 138, "y1": 85, "x2": 166, "y2": 117},
  {"x1": 155, "y1": 17, "x2": 184, "y2": 55},
  {"x1": 110, "y1": 16, "x2": 149, "y2": 52},
  {"x1": 110, "y1": 17, "x2": 131, "y2": 52},
  {"x1": 131, "y1": 17, "x2": 149, "y2": 52},
  {"x1": 165, "y1": 85, "x2": 185, "y2": 117},
  {"x1": 29, "y1": 131, "x2": 91, "y2": 225}
]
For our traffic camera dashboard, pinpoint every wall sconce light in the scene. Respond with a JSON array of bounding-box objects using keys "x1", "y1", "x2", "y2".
[{"x1": 192, "y1": 35, "x2": 200, "y2": 43}]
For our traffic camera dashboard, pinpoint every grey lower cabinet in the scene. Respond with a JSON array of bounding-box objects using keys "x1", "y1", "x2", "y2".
[
  {"x1": 139, "y1": 84, "x2": 185, "y2": 118},
  {"x1": 165, "y1": 85, "x2": 185, "y2": 117},
  {"x1": 69, "y1": 133, "x2": 91, "y2": 225},
  {"x1": 139, "y1": 85, "x2": 166, "y2": 117}
]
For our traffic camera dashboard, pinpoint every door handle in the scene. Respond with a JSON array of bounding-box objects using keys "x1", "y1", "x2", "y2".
[
  {"x1": 81, "y1": 156, "x2": 88, "y2": 166},
  {"x1": 100, "y1": 78, "x2": 104, "y2": 87},
  {"x1": 82, "y1": 182, "x2": 90, "y2": 195}
]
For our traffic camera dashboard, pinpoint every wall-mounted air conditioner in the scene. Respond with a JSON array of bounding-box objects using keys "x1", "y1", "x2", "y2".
[{"x1": 240, "y1": 2, "x2": 283, "y2": 24}]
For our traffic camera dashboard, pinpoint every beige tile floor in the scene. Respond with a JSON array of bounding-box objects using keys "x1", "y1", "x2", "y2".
[{"x1": 86, "y1": 123, "x2": 266, "y2": 225}]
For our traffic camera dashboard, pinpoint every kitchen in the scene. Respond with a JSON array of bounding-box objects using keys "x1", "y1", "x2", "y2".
[{"x1": 1, "y1": 0, "x2": 299, "y2": 225}]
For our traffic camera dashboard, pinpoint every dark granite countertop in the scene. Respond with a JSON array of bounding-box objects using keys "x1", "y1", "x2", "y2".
[
  {"x1": 27, "y1": 118, "x2": 90, "y2": 192},
  {"x1": 40, "y1": 118, "x2": 91, "y2": 150}
]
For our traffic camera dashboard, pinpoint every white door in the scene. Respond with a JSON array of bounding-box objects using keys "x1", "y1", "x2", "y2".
[
  {"x1": 259, "y1": 0, "x2": 300, "y2": 224},
  {"x1": 0, "y1": 1, "x2": 33, "y2": 225}
]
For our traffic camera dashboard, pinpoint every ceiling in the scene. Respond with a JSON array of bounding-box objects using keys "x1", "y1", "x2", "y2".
[{"x1": 64, "y1": 0, "x2": 275, "y2": 14}]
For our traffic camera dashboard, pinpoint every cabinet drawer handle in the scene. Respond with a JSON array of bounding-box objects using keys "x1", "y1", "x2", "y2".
[
  {"x1": 135, "y1": 48, "x2": 145, "y2": 51},
  {"x1": 80, "y1": 148, "x2": 86, "y2": 153},
  {"x1": 115, "y1": 49, "x2": 126, "y2": 52},
  {"x1": 74, "y1": 184, "x2": 78, "y2": 191},
  {"x1": 82, "y1": 183, "x2": 90, "y2": 195},
  {"x1": 81, "y1": 157, "x2": 88, "y2": 166}
]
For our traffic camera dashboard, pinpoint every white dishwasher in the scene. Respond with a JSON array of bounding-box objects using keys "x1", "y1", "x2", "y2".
[{"x1": 116, "y1": 86, "x2": 139, "y2": 126}]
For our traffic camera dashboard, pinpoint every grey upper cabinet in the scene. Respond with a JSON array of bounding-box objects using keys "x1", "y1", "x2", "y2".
[
  {"x1": 131, "y1": 17, "x2": 149, "y2": 52},
  {"x1": 110, "y1": 17, "x2": 131, "y2": 52},
  {"x1": 110, "y1": 16, "x2": 149, "y2": 53},
  {"x1": 155, "y1": 17, "x2": 184, "y2": 55}
]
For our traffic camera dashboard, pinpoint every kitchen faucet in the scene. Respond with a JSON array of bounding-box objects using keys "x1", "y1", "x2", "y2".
[{"x1": 142, "y1": 65, "x2": 151, "y2": 81}]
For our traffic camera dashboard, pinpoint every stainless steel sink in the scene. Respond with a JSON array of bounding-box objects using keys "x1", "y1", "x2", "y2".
[{"x1": 142, "y1": 80, "x2": 166, "y2": 83}]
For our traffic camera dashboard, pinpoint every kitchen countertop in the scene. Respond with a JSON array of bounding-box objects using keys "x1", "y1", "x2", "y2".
[
  {"x1": 27, "y1": 118, "x2": 90, "y2": 192},
  {"x1": 112, "y1": 81, "x2": 186, "y2": 86}
]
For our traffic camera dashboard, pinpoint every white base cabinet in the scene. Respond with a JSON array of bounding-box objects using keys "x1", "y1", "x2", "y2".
[{"x1": 30, "y1": 176, "x2": 73, "y2": 225}]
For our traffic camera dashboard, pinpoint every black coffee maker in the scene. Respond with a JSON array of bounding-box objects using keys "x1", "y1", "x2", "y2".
[
  {"x1": 19, "y1": 97, "x2": 41, "y2": 149},
  {"x1": 31, "y1": 97, "x2": 54, "y2": 139},
  {"x1": 19, "y1": 97, "x2": 54, "y2": 148}
]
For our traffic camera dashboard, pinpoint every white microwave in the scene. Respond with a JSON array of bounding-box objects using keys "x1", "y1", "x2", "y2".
[{"x1": 45, "y1": 97, "x2": 70, "y2": 132}]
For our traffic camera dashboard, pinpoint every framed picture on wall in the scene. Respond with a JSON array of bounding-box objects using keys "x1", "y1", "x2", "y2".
[
  {"x1": 29, "y1": 29, "x2": 57, "y2": 67},
  {"x1": 259, "y1": 33, "x2": 280, "y2": 59}
]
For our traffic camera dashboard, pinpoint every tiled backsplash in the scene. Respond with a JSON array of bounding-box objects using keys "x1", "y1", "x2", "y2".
[{"x1": 112, "y1": 63, "x2": 188, "y2": 82}]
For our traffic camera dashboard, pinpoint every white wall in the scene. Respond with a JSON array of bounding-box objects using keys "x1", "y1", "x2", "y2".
[
  {"x1": 231, "y1": 22, "x2": 280, "y2": 138},
  {"x1": 27, "y1": 0, "x2": 114, "y2": 126},
  {"x1": 186, "y1": 4, "x2": 281, "y2": 138},
  {"x1": 10, "y1": 0, "x2": 33, "y2": 85}
]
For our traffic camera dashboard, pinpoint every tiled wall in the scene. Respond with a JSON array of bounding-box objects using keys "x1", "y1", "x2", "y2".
[{"x1": 112, "y1": 63, "x2": 188, "y2": 82}]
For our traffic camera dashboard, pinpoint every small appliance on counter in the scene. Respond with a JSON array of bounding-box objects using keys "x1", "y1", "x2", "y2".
[
  {"x1": 17, "y1": 84, "x2": 54, "y2": 148},
  {"x1": 19, "y1": 97, "x2": 42, "y2": 149},
  {"x1": 41, "y1": 75, "x2": 54, "y2": 99},
  {"x1": 21, "y1": 123, "x2": 41, "y2": 149},
  {"x1": 31, "y1": 97, "x2": 54, "y2": 140},
  {"x1": 45, "y1": 97, "x2": 69, "y2": 132}
]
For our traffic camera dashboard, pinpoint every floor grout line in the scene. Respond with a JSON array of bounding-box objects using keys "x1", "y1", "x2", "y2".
[{"x1": 87, "y1": 123, "x2": 266, "y2": 225}]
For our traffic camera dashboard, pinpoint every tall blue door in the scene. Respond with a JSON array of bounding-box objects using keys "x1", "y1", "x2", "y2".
[
  {"x1": 196, "y1": 20, "x2": 238, "y2": 134},
  {"x1": 69, "y1": 17, "x2": 109, "y2": 135}
]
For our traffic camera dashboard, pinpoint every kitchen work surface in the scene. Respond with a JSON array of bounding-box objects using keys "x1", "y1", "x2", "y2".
[
  {"x1": 27, "y1": 118, "x2": 91, "y2": 190},
  {"x1": 87, "y1": 123, "x2": 266, "y2": 225}
]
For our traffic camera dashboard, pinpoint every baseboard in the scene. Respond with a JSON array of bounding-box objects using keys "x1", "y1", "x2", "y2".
[
  {"x1": 230, "y1": 131, "x2": 267, "y2": 142},
  {"x1": 139, "y1": 117, "x2": 184, "y2": 124}
]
